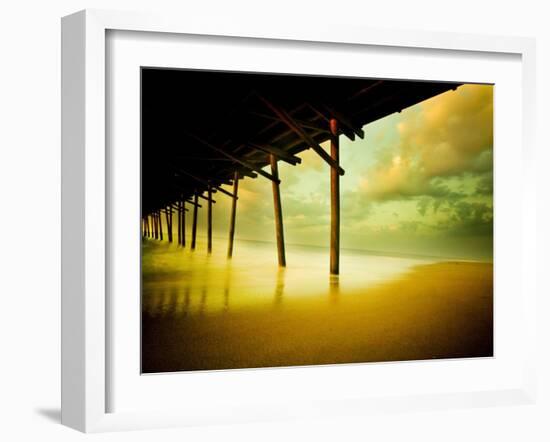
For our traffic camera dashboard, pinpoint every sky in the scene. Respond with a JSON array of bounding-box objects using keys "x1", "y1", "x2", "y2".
[{"x1": 193, "y1": 83, "x2": 494, "y2": 261}]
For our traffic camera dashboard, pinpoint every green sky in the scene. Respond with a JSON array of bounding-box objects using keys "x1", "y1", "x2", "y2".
[{"x1": 194, "y1": 84, "x2": 493, "y2": 261}]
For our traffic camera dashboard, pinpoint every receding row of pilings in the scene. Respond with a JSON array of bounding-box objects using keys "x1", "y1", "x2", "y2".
[
  {"x1": 142, "y1": 119, "x2": 342, "y2": 275},
  {"x1": 142, "y1": 171, "x2": 242, "y2": 258}
]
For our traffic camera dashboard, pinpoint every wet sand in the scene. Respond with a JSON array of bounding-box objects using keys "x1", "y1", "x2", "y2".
[{"x1": 141, "y1": 241, "x2": 493, "y2": 373}]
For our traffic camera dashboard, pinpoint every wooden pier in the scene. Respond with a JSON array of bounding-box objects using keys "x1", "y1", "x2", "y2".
[{"x1": 141, "y1": 70, "x2": 460, "y2": 273}]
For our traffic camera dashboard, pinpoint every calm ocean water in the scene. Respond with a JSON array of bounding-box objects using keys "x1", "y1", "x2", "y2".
[{"x1": 142, "y1": 237, "x2": 440, "y2": 316}]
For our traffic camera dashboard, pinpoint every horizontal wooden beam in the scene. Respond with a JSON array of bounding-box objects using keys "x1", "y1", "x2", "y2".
[
  {"x1": 248, "y1": 142, "x2": 301, "y2": 166},
  {"x1": 320, "y1": 103, "x2": 365, "y2": 139},
  {"x1": 169, "y1": 163, "x2": 233, "y2": 186},
  {"x1": 167, "y1": 204, "x2": 189, "y2": 212},
  {"x1": 256, "y1": 93, "x2": 345, "y2": 176},
  {"x1": 211, "y1": 185, "x2": 237, "y2": 199},
  {"x1": 347, "y1": 80, "x2": 385, "y2": 102},
  {"x1": 185, "y1": 131, "x2": 281, "y2": 183},
  {"x1": 251, "y1": 102, "x2": 309, "y2": 139},
  {"x1": 198, "y1": 193, "x2": 216, "y2": 204},
  {"x1": 268, "y1": 125, "x2": 326, "y2": 148},
  {"x1": 307, "y1": 102, "x2": 356, "y2": 141},
  {"x1": 249, "y1": 111, "x2": 329, "y2": 133},
  {"x1": 185, "y1": 198, "x2": 202, "y2": 208},
  {"x1": 238, "y1": 170, "x2": 257, "y2": 179},
  {"x1": 174, "y1": 168, "x2": 238, "y2": 199},
  {"x1": 168, "y1": 183, "x2": 203, "y2": 207},
  {"x1": 162, "y1": 207, "x2": 189, "y2": 214},
  {"x1": 175, "y1": 156, "x2": 234, "y2": 162}
]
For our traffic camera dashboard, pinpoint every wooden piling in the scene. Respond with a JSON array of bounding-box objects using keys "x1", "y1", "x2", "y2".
[
  {"x1": 177, "y1": 201, "x2": 182, "y2": 245},
  {"x1": 270, "y1": 154, "x2": 286, "y2": 267},
  {"x1": 166, "y1": 206, "x2": 173, "y2": 242},
  {"x1": 158, "y1": 210, "x2": 163, "y2": 240},
  {"x1": 153, "y1": 213, "x2": 158, "y2": 239},
  {"x1": 330, "y1": 118, "x2": 340, "y2": 275},
  {"x1": 191, "y1": 193, "x2": 198, "y2": 250},
  {"x1": 181, "y1": 200, "x2": 186, "y2": 247},
  {"x1": 207, "y1": 184, "x2": 213, "y2": 253},
  {"x1": 227, "y1": 171, "x2": 239, "y2": 258}
]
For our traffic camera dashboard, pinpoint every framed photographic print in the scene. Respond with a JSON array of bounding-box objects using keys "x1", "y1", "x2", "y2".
[
  {"x1": 61, "y1": 9, "x2": 537, "y2": 432},
  {"x1": 140, "y1": 70, "x2": 491, "y2": 374}
]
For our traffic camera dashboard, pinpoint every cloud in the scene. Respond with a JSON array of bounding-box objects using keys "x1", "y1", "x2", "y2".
[
  {"x1": 475, "y1": 171, "x2": 493, "y2": 195},
  {"x1": 438, "y1": 200, "x2": 493, "y2": 237},
  {"x1": 360, "y1": 84, "x2": 493, "y2": 202}
]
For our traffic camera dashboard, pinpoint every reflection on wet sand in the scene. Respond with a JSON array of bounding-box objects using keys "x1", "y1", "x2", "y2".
[
  {"x1": 141, "y1": 238, "x2": 493, "y2": 373},
  {"x1": 273, "y1": 268, "x2": 286, "y2": 307},
  {"x1": 329, "y1": 274, "x2": 340, "y2": 305}
]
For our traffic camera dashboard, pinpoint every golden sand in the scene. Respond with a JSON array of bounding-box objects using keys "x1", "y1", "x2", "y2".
[{"x1": 142, "y1": 245, "x2": 493, "y2": 373}]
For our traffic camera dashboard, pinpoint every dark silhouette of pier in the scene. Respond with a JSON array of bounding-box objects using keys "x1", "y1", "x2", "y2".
[{"x1": 141, "y1": 69, "x2": 460, "y2": 274}]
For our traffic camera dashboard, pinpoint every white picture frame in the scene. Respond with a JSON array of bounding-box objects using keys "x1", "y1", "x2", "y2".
[{"x1": 61, "y1": 9, "x2": 537, "y2": 433}]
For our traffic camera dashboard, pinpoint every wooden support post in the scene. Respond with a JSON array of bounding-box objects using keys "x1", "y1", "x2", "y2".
[
  {"x1": 177, "y1": 202, "x2": 182, "y2": 245},
  {"x1": 270, "y1": 154, "x2": 286, "y2": 267},
  {"x1": 156, "y1": 211, "x2": 160, "y2": 240},
  {"x1": 330, "y1": 119, "x2": 340, "y2": 275},
  {"x1": 181, "y1": 200, "x2": 186, "y2": 247},
  {"x1": 170, "y1": 206, "x2": 173, "y2": 242},
  {"x1": 227, "y1": 171, "x2": 239, "y2": 258},
  {"x1": 146, "y1": 215, "x2": 150, "y2": 237},
  {"x1": 166, "y1": 205, "x2": 173, "y2": 243},
  {"x1": 158, "y1": 210, "x2": 163, "y2": 240},
  {"x1": 176, "y1": 201, "x2": 181, "y2": 246},
  {"x1": 207, "y1": 184, "x2": 213, "y2": 254},
  {"x1": 191, "y1": 193, "x2": 199, "y2": 250}
]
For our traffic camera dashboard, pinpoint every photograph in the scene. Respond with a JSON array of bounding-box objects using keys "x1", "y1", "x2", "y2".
[{"x1": 140, "y1": 68, "x2": 494, "y2": 374}]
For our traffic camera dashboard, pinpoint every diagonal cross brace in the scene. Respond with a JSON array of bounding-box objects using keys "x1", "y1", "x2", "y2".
[
  {"x1": 185, "y1": 131, "x2": 281, "y2": 183},
  {"x1": 255, "y1": 93, "x2": 345, "y2": 176}
]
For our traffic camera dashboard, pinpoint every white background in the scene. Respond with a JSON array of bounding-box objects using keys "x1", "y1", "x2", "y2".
[{"x1": 0, "y1": 1, "x2": 548, "y2": 441}]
